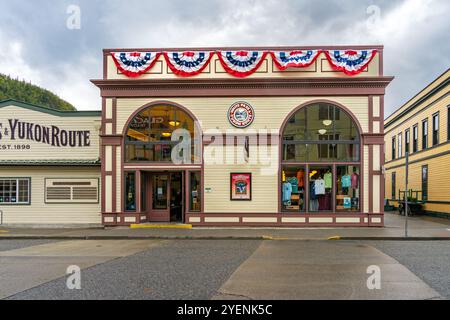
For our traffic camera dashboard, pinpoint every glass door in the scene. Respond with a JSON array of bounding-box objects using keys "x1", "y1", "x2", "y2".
[{"x1": 148, "y1": 174, "x2": 170, "y2": 222}]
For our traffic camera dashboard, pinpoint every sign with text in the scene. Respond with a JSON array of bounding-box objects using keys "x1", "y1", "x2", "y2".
[{"x1": 0, "y1": 119, "x2": 91, "y2": 150}]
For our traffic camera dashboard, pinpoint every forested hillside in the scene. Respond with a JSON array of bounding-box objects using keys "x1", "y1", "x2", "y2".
[{"x1": 0, "y1": 74, "x2": 75, "y2": 111}]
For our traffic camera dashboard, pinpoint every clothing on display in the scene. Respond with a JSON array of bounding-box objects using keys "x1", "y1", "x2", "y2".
[
  {"x1": 351, "y1": 173, "x2": 359, "y2": 188},
  {"x1": 324, "y1": 172, "x2": 332, "y2": 189},
  {"x1": 282, "y1": 182, "x2": 292, "y2": 204},
  {"x1": 288, "y1": 177, "x2": 299, "y2": 193},
  {"x1": 341, "y1": 174, "x2": 351, "y2": 188},
  {"x1": 314, "y1": 179, "x2": 325, "y2": 195},
  {"x1": 297, "y1": 170, "x2": 304, "y2": 188}
]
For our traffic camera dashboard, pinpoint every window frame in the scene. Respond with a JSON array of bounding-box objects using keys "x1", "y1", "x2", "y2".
[
  {"x1": 405, "y1": 129, "x2": 410, "y2": 155},
  {"x1": 422, "y1": 119, "x2": 428, "y2": 150},
  {"x1": 392, "y1": 136, "x2": 396, "y2": 160},
  {"x1": 391, "y1": 172, "x2": 396, "y2": 200},
  {"x1": 412, "y1": 124, "x2": 418, "y2": 153},
  {"x1": 422, "y1": 165, "x2": 428, "y2": 201},
  {"x1": 432, "y1": 112, "x2": 439, "y2": 146},
  {"x1": 44, "y1": 178, "x2": 99, "y2": 204},
  {"x1": 0, "y1": 178, "x2": 31, "y2": 205},
  {"x1": 397, "y1": 132, "x2": 402, "y2": 159}
]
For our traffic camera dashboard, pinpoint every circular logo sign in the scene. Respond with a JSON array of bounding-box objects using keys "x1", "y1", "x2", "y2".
[{"x1": 228, "y1": 102, "x2": 255, "y2": 128}]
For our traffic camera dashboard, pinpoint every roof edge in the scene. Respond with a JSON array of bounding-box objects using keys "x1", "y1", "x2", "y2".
[{"x1": 0, "y1": 99, "x2": 101, "y2": 117}]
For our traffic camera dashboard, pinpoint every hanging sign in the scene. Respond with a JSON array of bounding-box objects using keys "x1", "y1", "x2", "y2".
[{"x1": 228, "y1": 102, "x2": 255, "y2": 128}]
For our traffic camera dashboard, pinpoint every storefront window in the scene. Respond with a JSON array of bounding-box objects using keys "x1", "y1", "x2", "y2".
[
  {"x1": 308, "y1": 166, "x2": 333, "y2": 212},
  {"x1": 189, "y1": 172, "x2": 201, "y2": 212},
  {"x1": 125, "y1": 105, "x2": 198, "y2": 163},
  {"x1": 125, "y1": 172, "x2": 136, "y2": 211},
  {"x1": 282, "y1": 166, "x2": 305, "y2": 212},
  {"x1": 336, "y1": 166, "x2": 360, "y2": 212},
  {"x1": 281, "y1": 103, "x2": 361, "y2": 214}
]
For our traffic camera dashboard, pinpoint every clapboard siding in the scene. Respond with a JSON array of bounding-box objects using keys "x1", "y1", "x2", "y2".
[
  {"x1": 204, "y1": 145, "x2": 278, "y2": 213},
  {"x1": 0, "y1": 105, "x2": 101, "y2": 160},
  {"x1": 0, "y1": 167, "x2": 101, "y2": 225},
  {"x1": 116, "y1": 96, "x2": 369, "y2": 135}
]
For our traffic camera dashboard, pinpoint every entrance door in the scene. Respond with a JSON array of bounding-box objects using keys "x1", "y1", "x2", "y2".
[
  {"x1": 147, "y1": 172, "x2": 184, "y2": 223},
  {"x1": 149, "y1": 174, "x2": 170, "y2": 222}
]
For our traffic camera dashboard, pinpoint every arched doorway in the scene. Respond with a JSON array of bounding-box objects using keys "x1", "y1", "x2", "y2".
[
  {"x1": 280, "y1": 101, "x2": 362, "y2": 214},
  {"x1": 122, "y1": 102, "x2": 202, "y2": 223}
]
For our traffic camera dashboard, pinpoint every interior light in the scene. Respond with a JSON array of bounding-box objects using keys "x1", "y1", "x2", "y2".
[
  {"x1": 323, "y1": 120, "x2": 333, "y2": 126},
  {"x1": 162, "y1": 132, "x2": 172, "y2": 137},
  {"x1": 169, "y1": 121, "x2": 180, "y2": 127},
  {"x1": 318, "y1": 129, "x2": 327, "y2": 135}
]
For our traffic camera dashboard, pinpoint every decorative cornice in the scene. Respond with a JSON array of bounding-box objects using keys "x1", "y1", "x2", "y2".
[{"x1": 91, "y1": 77, "x2": 394, "y2": 98}]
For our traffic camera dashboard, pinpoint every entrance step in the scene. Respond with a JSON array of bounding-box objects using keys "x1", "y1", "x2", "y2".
[{"x1": 130, "y1": 223, "x2": 192, "y2": 229}]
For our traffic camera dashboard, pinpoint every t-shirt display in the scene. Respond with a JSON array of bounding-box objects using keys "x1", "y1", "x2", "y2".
[
  {"x1": 324, "y1": 172, "x2": 332, "y2": 189},
  {"x1": 314, "y1": 179, "x2": 326, "y2": 195},
  {"x1": 341, "y1": 174, "x2": 351, "y2": 188},
  {"x1": 288, "y1": 177, "x2": 299, "y2": 193},
  {"x1": 351, "y1": 173, "x2": 359, "y2": 188},
  {"x1": 282, "y1": 182, "x2": 292, "y2": 203}
]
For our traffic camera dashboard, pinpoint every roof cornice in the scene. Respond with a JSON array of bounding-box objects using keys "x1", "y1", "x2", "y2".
[{"x1": 91, "y1": 76, "x2": 394, "y2": 98}]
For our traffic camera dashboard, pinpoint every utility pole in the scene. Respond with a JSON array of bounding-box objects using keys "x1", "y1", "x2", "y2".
[{"x1": 405, "y1": 151, "x2": 409, "y2": 238}]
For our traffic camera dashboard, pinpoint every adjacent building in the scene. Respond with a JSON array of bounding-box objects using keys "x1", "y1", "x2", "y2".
[{"x1": 384, "y1": 68, "x2": 450, "y2": 218}]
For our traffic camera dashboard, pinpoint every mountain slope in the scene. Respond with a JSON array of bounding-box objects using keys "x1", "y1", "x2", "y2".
[{"x1": 0, "y1": 74, "x2": 75, "y2": 111}]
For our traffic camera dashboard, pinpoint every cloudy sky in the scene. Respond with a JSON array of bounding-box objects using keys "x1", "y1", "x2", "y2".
[{"x1": 0, "y1": 0, "x2": 448, "y2": 117}]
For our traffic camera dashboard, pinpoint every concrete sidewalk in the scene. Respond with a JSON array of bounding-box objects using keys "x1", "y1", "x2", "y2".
[{"x1": 0, "y1": 213, "x2": 449, "y2": 240}]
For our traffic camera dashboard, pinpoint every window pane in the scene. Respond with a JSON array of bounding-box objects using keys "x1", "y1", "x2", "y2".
[
  {"x1": 282, "y1": 166, "x2": 305, "y2": 212},
  {"x1": 309, "y1": 166, "x2": 332, "y2": 212},
  {"x1": 336, "y1": 166, "x2": 360, "y2": 212},
  {"x1": 125, "y1": 172, "x2": 136, "y2": 211},
  {"x1": 189, "y1": 172, "x2": 201, "y2": 212}
]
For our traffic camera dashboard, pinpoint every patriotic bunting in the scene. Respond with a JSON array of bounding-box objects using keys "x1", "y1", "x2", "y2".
[
  {"x1": 218, "y1": 51, "x2": 268, "y2": 78},
  {"x1": 324, "y1": 50, "x2": 377, "y2": 76},
  {"x1": 271, "y1": 50, "x2": 321, "y2": 70},
  {"x1": 111, "y1": 52, "x2": 161, "y2": 78},
  {"x1": 112, "y1": 49, "x2": 378, "y2": 78},
  {"x1": 164, "y1": 51, "x2": 213, "y2": 77}
]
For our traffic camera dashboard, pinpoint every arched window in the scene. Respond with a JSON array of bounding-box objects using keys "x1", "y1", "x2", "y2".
[
  {"x1": 281, "y1": 103, "x2": 361, "y2": 214},
  {"x1": 125, "y1": 105, "x2": 199, "y2": 163}
]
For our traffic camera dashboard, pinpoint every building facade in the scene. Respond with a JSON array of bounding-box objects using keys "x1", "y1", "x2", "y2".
[
  {"x1": 0, "y1": 100, "x2": 102, "y2": 226},
  {"x1": 384, "y1": 68, "x2": 450, "y2": 218},
  {"x1": 91, "y1": 46, "x2": 392, "y2": 227}
]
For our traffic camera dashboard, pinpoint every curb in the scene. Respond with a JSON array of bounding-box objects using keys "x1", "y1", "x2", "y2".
[{"x1": 0, "y1": 235, "x2": 450, "y2": 241}]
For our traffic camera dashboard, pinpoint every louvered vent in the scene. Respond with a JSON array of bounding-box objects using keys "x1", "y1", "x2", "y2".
[{"x1": 45, "y1": 179, "x2": 99, "y2": 203}]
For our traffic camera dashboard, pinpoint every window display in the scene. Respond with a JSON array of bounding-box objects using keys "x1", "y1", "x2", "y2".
[
  {"x1": 309, "y1": 167, "x2": 332, "y2": 212},
  {"x1": 282, "y1": 166, "x2": 305, "y2": 211},
  {"x1": 336, "y1": 166, "x2": 360, "y2": 211}
]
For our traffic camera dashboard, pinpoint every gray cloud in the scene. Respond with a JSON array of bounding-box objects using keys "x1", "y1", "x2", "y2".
[{"x1": 0, "y1": 0, "x2": 448, "y2": 115}]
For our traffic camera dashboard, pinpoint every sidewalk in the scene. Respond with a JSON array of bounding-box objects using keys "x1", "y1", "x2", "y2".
[{"x1": 0, "y1": 213, "x2": 449, "y2": 240}]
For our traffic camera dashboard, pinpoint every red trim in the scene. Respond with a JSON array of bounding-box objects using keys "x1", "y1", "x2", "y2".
[
  {"x1": 163, "y1": 52, "x2": 214, "y2": 77},
  {"x1": 324, "y1": 50, "x2": 378, "y2": 76},
  {"x1": 110, "y1": 52, "x2": 161, "y2": 78},
  {"x1": 270, "y1": 51, "x2": 321, "y2": 71},
  {"x1": 217, "y1": 51, "x2": 269, "y2": 78}
]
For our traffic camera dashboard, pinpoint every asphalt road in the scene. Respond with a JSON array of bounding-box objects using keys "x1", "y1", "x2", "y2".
[{"x1": 0, "y1": 239, "x2": 448, "y2": 300}]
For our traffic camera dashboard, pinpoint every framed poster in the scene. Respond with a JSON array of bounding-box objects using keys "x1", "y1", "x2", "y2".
[{"x1": 230, "y1": 173, "x2": 252, "y2": 201}]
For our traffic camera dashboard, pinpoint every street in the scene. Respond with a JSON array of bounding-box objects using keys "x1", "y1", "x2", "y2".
[{"x1": 0, "y1": 238, "x2": 448, "y2": 300}]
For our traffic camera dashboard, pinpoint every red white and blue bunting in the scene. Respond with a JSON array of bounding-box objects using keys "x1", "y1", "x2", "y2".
[
  {"x1": 218, "y1": 51, "x2": 268, "y2": 78},
  {"x1": 111, "y1": 52, "x2": 161, "y2": 78},
  {"x1": 112, "y1": 49, "x2": 378, "y2": 78},
  {"x1": 164, "y1": 51, "x2": 213, "y2": 77},
  {"x1": 271, "y1": 50, "x2": 321, "y2": 70},
  {"x1": 324, "y1": 50, "x2": 377, "y2": 76}
]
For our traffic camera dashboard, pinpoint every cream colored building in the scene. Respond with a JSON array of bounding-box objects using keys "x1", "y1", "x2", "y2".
[
  {"x1": 92, "y1": 46, "x2": 393, "y2": 227},
  {"x1": 384, "y1": 68, "x2": 450, "y2": 217},
  {"x1": 0, "y1": 100, "x2": 102, "y2": 226}
]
